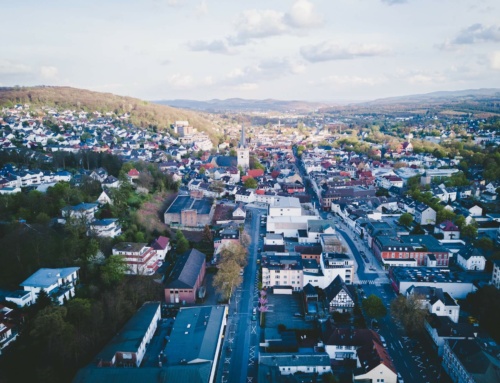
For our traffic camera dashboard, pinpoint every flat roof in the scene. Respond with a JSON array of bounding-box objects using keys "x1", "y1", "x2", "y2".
[
  {"x1": 113, "y1": 242, "x2": 148, "y2": 252},
  {"x1": 20, "y1": 267, "x2": 80, "y2": 288},
  {"x1": 164, "y1": 305, "x2": 226, "y2": 365},
  {"x1": 271, "y1": 196, "x2": 301, "y2": 209},
  {"x1": 166, "y1": 195, "x2": 212, "y2": 215},
  {"x1": 97, "y1": 302, "x2": 160, "y2": 362}
]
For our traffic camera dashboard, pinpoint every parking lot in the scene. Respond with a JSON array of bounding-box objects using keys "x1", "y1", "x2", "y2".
[{"x1": 264, "y1": 293, "x2": 315, "y2": 330}]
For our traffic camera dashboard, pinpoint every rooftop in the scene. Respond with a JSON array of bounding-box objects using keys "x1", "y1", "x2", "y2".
[
  {"x1": 166, "y1": 195, "x2": 212, "y2": 215},
  {"x1": 20, "y1": 267, "x2": 80, "y2": 288},
  {"x1": 113, "y1": 242, "x2": 148, "y2": 253}
]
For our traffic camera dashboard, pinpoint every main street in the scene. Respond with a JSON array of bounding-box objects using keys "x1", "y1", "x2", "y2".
[{"x1": 217, "y1": 206, "x2": 263, "y2": 383}]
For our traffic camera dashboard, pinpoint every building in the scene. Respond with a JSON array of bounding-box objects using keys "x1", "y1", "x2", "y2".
[
  {"x1": 435, "y1": 220, "x2": 460, "y2": 240},
  {"x1": 73, "y1": 304, "x2": 226, "y2": 383},
  {"x1": 163, "y1": 305, "x2": 227, "y2": 383},
  {"x1": 323, "y1": 275, "x2": 355, "y2": 313},
  {"x1": 261, "y1": 254, "x2": 303, "y2": 291},
  {"x1": 442, "y1": 339, "x2": 500, "y2": 383},
  {"x1": 320, "y1": 252, "x2": 355, "y2": 285},
  {"x1": 6, "y1": 267, "x2": 79, "y2": 307},
  {"x1": 425, "y1": 315, "x2": 476, "y2": 356},
  {"x1": 492, "y1": 260, "x2": 500, "y2": 289},
  {"x1": 407, "y1": 286, "x2": 460, "y2": 323},
  {"x1": 414, "y1": 203, "x2": 436, "y2": 225},
  {"x1": 258, "y1": 353, "x2": 332, "y2": 382},
  {"x1": 373, "y1": 235, "x2": 450, "y2": 267},
  {"x1": 112, "y1": 243, "x2": 159, "y2": 275},
  {"x1": 236, "y1": 124, "x2": 249, "y2": 170},
  {"x1": 164, "y1": 194, "x2": 214, "y2": 228},
  {"x1": 457, "y1": 247, "x2": 486, "y2": 271},
  {"x1": 389, "y1": 267, "x2": 477, "y2": 298},
  {"x1": 61, "y1": 202, "x2": 99, "y2": 223},
  {"x1": 150, "y1": 236, "x2": 170, "y2": 262},
  {"x1": 164, "y1": 248, "x2": 206, "y2": 304},
  {"x1": 88, "y1": 218, "x2": 122, "y2": 238}
]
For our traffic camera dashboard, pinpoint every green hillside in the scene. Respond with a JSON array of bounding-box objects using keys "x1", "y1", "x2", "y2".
[{"x1": 0, "y1": 86, "x2": 220, "y2": 142}]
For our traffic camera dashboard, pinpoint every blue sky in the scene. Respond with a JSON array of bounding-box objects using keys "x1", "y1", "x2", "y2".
[{"x1": 1, "y1": 0, "x2": 499, "y2": 101}]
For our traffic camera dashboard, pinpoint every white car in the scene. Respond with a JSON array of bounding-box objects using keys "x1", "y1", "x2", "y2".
[{"x1": 397, "y1": 373, "x2": 404, "y2": 383}]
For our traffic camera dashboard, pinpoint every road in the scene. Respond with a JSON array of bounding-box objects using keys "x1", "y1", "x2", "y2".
[{"x1": 217, "y1": 206, "x2": 264, "y2": 383}]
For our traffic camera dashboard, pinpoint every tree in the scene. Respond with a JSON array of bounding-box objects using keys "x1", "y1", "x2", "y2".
[
  {"x1": 390, "y1": 294, "x2": 427, "y2": 336},
  {"x1": 244, "y1": 177, "x2": 258, "y2": 189},
  {"x1": 213, "y1": 259, "x2": 241, "y2": 301},
  {"x1": 362, "y1": 294, "x2": 387, "y2": 319},
  {"x1": 202, "y1": 225, "x2": 213, "y2": 243},
  {"x1": 475, "y1": 237, "x2": 494, "y2": 251},
  {"x1": 462, "y1": 223, "x2": 478, "y2": 240},
  {"x1": 398, "y1": 213, "x2": 413, "y2": 227},
  {"x1": 240, "y1": 230, "x2": 251, "y2": 248},
  {"x1": 36, "y1": 288, "x2": 54, "y2": 310},
  {"x1": 220, "y1": 242, "x2": 247, "y2": 267},
  {"x1": 175, "y1": 229, "x2": 190, "y2": 254},
  {"x1": 100, "y1": 255, "x2": 127, "y2": 287},
  {"x1": 437, "y1": 209, "x2": 456, "y2": 224},
  {"x1": 376, "y1": 188, "x2": 389, "y2": 197},
  {"x1": 410, "y1": 223, "x2": 425, "y2": 235},
  {"x1": 454, "y1": 215, "x2": 466, "y2": 230}
]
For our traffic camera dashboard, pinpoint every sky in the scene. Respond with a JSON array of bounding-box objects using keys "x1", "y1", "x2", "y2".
[{"x1": 1, "y1": 0, "x2": 500, "y2": 102}]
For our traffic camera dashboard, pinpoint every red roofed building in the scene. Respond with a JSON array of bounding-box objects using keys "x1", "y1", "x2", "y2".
[
  {"x1": 128, "y1": 168, "x2": 140, "y2": 180},
  {"x1": 247, "y1": 169, "x2": 264, "y2": 178}
]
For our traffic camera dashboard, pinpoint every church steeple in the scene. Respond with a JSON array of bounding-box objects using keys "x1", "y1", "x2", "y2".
[{"x1": 239, "y1": 123, "x2": 246, "y2": 148}]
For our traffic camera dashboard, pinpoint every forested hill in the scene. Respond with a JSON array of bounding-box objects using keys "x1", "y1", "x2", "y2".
[{"x1": 0, "y1": 86, "x2": 219, "y2": 141}]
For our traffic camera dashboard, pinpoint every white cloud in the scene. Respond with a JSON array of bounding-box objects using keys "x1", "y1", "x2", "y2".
[
  {"x1": 187, "y1": 39, "x2": 234, "y2": 54},
  {"x1": 234, "y1": 83, "x2": 258, "y2": 91},
  {"x1": 451, "y1": 23, "x2": 500, "y2": 44},
  {"x1": 40, "y1": 66, "x2": 58, "y2": 79},
  {"x1": 491, "y1": 51, "x2": 500, "y2": 70},
  {"x1": 166, "y1": 73, "x2": 195, "y2": 88},
  {"x1": 230, "y1": 9, "x2": 287, "y2": 45},
  {"x1": 166, "y1": 0, "x2": 185, "y2": 6},
  {"x1": 285, "y1": 0, "x2": 323, "y2": 29},
  {"x1": 301, "y1": 42, "x2": 389, "y2": 62},
  {"x1": 0, "y1": 59, "x2": 31, "y2": 75}
]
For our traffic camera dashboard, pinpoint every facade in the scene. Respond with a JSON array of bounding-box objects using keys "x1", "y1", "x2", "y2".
[
  {"x1": 261, "y1": 254, "x2": 303, "y2": 291},
  {"x1": 61, "y1": 202, "x2": 99, "y2": 223},
  {"x1": 414, "y1": 203, "x2": 437, "y2": 225},
  {"x1": 88, "y1": 218, "x2": 122, "y2": 238},
  {"x1": 113, "y1": 242, "x2": 159, "y2": 275},
  {"x1": 323, "y1": 275, "x2": 355, "y2": 313},
  {"x1": 457, "y1": 248, "x2": 486, "y2": 271},
  {"x1": 435, "y1": 220, "x2": 460, "y2": 240},
  {"x1": 164, "y1": 248, "x2": 206, "y2": 304},
  {"x1": 320, "y1": 253, "x2": 355, "y2": 285},
  {"x1": 425, "y1": 315, "x2": 476, "y2": 356},
  {"x1": 258, "y1": 353, "x2": 332, "y2": 381},
  {"x1": 164, "y1": 194, "x2": 214, "y2": 228},
  {"x1": 95, "y1": 302, "x2": 161, "y2": 367},
  {"x1": 407, "y1": 286, "x2": 460, "y2": 323},
  {"x1": 7, "y1": 267, "x2": 79, "y2": 307},
  {"x1": 389, "y1": 267, "x2": 477, "y2": 298},
  {"x1": 442, "y1": 339, "x2": 500, "y2": 383},
  {"x1": 236, "y1": 125, "x2": 249, "y2": 170},
  {"x1": 492, "y1": 260, "x2": 500, "y2": 289}
]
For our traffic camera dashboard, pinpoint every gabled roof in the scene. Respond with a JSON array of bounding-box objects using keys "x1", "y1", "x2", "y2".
[
  {"x1": 152, "y1": 236, "x2": 170, "y2": 250},
  {"x1": 165, "y1": 249, "x2": 205, "y2": 289},
  {"x1": 323, "y1": 275, "x2": 354, "y2": 304}
]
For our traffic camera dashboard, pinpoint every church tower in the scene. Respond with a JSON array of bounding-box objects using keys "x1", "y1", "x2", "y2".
[{"x1": 237, "y1": 124, "x2": 249, "y2": 170}]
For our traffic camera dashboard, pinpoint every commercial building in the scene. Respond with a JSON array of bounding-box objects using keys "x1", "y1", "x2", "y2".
[{"x1": 164, "y1": 194, "x2": 214, "y2": 228}]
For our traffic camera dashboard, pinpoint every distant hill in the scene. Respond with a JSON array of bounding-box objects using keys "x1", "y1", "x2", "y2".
[
  {"x1": 361, "y1": 88, "x2": 500, "y2": 105},
  {"x1": 0, "y1": 86, "x2": 219, "y2": 141},
  {"x1": 154, "y1": 98, "x2": 332, "y2": 112}
]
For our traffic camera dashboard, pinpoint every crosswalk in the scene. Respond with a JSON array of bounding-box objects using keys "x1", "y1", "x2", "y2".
[{"x1": 358, "y1": 280, "x2": 389, "y2": 285}]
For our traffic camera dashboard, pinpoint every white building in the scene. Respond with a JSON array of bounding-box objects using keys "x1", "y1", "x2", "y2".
[
  {"x1": 6, "y1": 267, "x2": 80, "y2": 307},
  {"x1": 261, "y1": 255, "x2": 303, "y2": 291},
  {"x1": 407, "y1": 286, "x2": 460, "y2": 323},
  {"x1": 112, "y1": 242, "x2": 159, "y2": 275},
  {"x1": 492, "y1": 260, "x2": 500, "y2": 289},
  {"x1": 457, "y1": 248, "x2": 486, "y2": 271},
  {"x1": 88, "y1": 218, "x2": 122, "y2": 238}
]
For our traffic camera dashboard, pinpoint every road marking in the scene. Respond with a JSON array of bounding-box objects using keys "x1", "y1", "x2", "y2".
[
  {"x1": 251, "y1": 326, "x2": 257, "y2": 334},
  {"x1": 225, "y1": 357, "x2": 231, "y2": 364}
]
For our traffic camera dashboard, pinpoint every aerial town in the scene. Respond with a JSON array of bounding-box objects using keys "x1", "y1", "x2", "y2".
[{"x1": 0, "y1": 91, "x2": 499, "y2": 383}]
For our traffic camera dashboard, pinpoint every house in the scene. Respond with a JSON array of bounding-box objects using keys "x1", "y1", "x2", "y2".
[
  {"x1": 414, "y1": 203, "x2": 436, "y2": 225},
  {"x1": 213, "y1": 228, "x2": 240, "y2": 253},
  {"x1": 425, "y1": 315, "x2": 476, "y2": 356},
  {"x1": 88, "y1": 218, "x2": 122, "y2": 238},
  {"x1": 442, "y1": 339, "x2": 500, "y2": 383},
  {"x1": 0, "y1": 305, "x2": 21, "y2": 353},
  {"x1": 261, "y1": 254, "x2": 303, "y2": 292},
  {"x1": 164, "y1": 248, "x2": 206, "y2": 304},
  {"x1": 101, "y1": 175, "x2": 120, "y2": 188},
  {"x1": 407, "y1": 286, "x2": 460, "y2": 323},
  {"x1": 113, "y1": 242, "x2": 159, "y2": 275},
  {"x1": 150, "y1": 236, "x2": 170, "y2": 262},
  {"x1": 457, "y1": 247, "x2": 486, "y2": 271},
  {"x1": 61, "y1": 202, "x2": 99, "y2": 223},
  {"x1": 6, "y1": 267, "x2": 80, "y2": 307},
  {"x1": 96, "y1": 190, "x2": 113, "y2": 205},
  {"x1": 492, "y1": 260, "x2": 500, "y2": 289},
  {"x1": 323, "y1": 275, "x2": 355, "y2": 313},
  {"x1": 127, "y1": 168, "x2": 140, "y2": 181},
  {"x1": 258, "y1": 353, "x2": 332, "y2": 381},
  {"x1": 353, "y1": 340, "x2": 398, "y2": 383},
  {"x1": 434, "y1": 220, "x2": 460, "y2": 240},
  {"x1": 89, "y1": 167, "x2": 108, "y2": 183},
  {"x1": 232, "y1": 204, "x2": 246, "y2": 220}
]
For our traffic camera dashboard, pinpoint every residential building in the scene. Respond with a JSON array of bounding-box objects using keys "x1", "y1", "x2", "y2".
[
  {"x1": 258, "y1": 353, "x2": 332, "y2": 382},
  {"x1": 323, "y1": 275, "x2": 355, "y2": 313},
  {"x1": 61, "y1": 202, "x2": 99, "y2": 223},
  {"x1": 112, "y1": 242, "x2": 159, "y2": 275},
  {"x1": 164, "y1": 248, "x2": 206, "y2": 304},
  {"x1": 407, "y1": 286, "x2": 460, "y2": 323},
  {"x1": 414, "y1": 203, "x2": 436, "y2": 225},
  {"x1": 442, "y1": 339, "x2": 500, "y2": 383},
  {"x1": 88, "y1": 218, "x2": 122, "y2": 238},
  {"x1": 435, "y1": 220, "x2": 460, "y2": 240},
  {"x1": 261, "y1": 254, "x2": 303, "y2": 291},
  {"x1": 6, "y1": 267, "x2": 79, "y2": 307},
  {"x1": 425, "y1": 315, "x2": 476, "y2": 356},
  {"x1": 492, "y1": 260, "x2": 500, "y2": 289},
  {"x1": 150, "y1": 236, "x2": 170, "y2": 262},
  {"x1": 457, "y1": 247, "x2": 486, "y2": 271}
]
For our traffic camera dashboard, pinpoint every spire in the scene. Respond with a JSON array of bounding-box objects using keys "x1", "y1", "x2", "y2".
[{"x1": 239, "y1": 123, "x2": 246, "y2": 148}]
